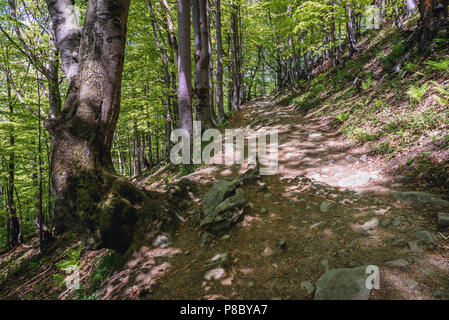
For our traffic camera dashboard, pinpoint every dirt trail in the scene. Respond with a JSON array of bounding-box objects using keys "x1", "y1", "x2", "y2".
[
  {"x1": 2, "y1": 95, "x2": 447, "y2": 300},
  {"x1": 100, "y1": 95, "x2": 449, "y2": 300}
]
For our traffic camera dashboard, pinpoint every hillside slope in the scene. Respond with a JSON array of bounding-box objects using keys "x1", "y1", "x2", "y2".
[{"x1": 0, "y1": 17, "x2": 448, "y2": 300}]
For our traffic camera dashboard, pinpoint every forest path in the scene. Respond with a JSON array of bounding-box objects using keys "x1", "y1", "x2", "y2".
[{"x1": 102, "y1": 94, "x2": 449, "y2": 300}]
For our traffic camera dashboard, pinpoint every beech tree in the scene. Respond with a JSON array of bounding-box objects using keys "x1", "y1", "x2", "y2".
[
  {"x1": 44, "y1": 0, "x2": 173, "y2": 252},
  {"x1": 177, "y1": 0, "x2": 194, "y2": 142}
]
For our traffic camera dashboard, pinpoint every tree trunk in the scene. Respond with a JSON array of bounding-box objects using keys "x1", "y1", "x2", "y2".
[
  {"x1": 417, "y1": 0, "x2": 441, "y2": 50},
  {"x1": 147, "y1": 0, "x2": 173, "y2": 159},
  {"x1": 346, "y1": 5, "x2": 358, "y2": 56},
  {"x1": 147, "y1": 123, "x2": 154, "y2": 167},
  {"x1": 230, "y1": 0, "x2": 241, "y2": 110},
  {"x1": 133, "y1": 122, "x2": 142, "y2": 176},
  {"x1": 207, "y1": 0, "x2": 216, "y2": 123},
  {"x1": 6, "y1": 69, "x2": 19, "y2": 248},
  {"x1": 215, "y1": 0, "x2": 226, "y2": 122},
  {"x1": 192, "y1": 0, "x2": 214, "y2": 128},
  {"x1": 177, "y1": 0, "x2": 194, "y2": 141},
  {"x1": 405, "y1": 0, "x2": 417, "y2": 17},
  {"x1": 45, "y1": 0, "x2": 174, "y2": 253}
]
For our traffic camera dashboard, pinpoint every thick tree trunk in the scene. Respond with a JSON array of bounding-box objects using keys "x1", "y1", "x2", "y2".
[
  {"x1": 346, "y1": 5, "x2": 358, "y2": 56},
  {"x1": 147, "y1": 0, "x2": 173, "y2": 159},
  {"x1": 193, "y1": 0, "x2": 214, "y2": 128},
  {"x1": 44, "y1": 0, "x2": 175, "y2": 253},
  {"x1": 417, "y1": 0, "x2": 443, "y2": 50},
  {"x1": 177, "y1": 0, "x2": 194, "y2": 141}
]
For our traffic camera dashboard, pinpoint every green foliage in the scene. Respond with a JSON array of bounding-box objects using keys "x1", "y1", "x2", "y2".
[
  {"x1": 383, "y1": 43, "x2": 404, "y2": 67},
  {"x1": 373, "y1": 141, "x2": 396, "y2": 155},
  {"x1": 361, "y1": 77, "x2": 374, "y2": 91},
  {"x1": 403, "y1": 62, "x2": 417, "y2": 73},
  {"x1": 55, "y1": 244, "x2": 83, "y2": 271},
  {"x1": 335, "y1": 112, "x2": 350, "y2": 123},
  {"x1": 342, "y1": 127, "x2": 376, "y2": 143},
  {"x1": 406, "y1": 83, "x2": 429, "y2": 104},
  {"x1": 217, "y1": 120, "x2": 229, "y2": 128},
  {"x1": 425, "y1": 58, "x2": 449, "y2": 73},
  {"x1": 335, "y1": 69, "x2": 348, "y2": 82}
]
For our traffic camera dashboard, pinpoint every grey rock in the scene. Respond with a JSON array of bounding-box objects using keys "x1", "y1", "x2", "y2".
[
  {"x1": 356, "y1": 218, "x2": 379, "y2": 232},
  {"x1": 380, "y1": 217, "x2": 392, "y2": 228},
  {"x1": 345, "y1": 155, "x2": 358, "y2": 162},
  {"x1": 200, "y1": 232, "x2": 214, "y2": 247},
  {"x1": 314, "y1": 266, "x2": 373, "y2": 300},
  {"x1": 437, "y1": 212, "x2": 449, "y2": 228},
  {"x1": 300, "y1": 281, "x2": 315, "y2": 296},
  {"x1": 202, "y1": 180, "x2": 238, "y2": 215},
  {"x1": 410, "y1": 228, "x2": 438, "y2": 250},
  {"x1": 385, "y1": 259, "x2": 409, "y2": 268},
  {"x1": 432, "y1": 290, "x2": 449, "y2": 299},
  {"x1": 221, "y1": 234, "x2": 230, "y2": 240},
  {"x1": 320, "y1": 201, "x2": 334, "y2": 213},
  {"x1": 391, "y1": 238, "x2": 408, "y2": 247},
  {"x1": 309, "y1": 132, "x2": 323, "y2": 139},
  {"x1": 382, "y1": 215, "x2": 404, "y2": 228},
  {"x1": 321, "y1": 259, "x2": 330, "y2": 272},
  {"x1": 391, "y1": 191, "x2": 449, "y2": 208},
  {"x1": 202, "y1": 253, "x2": 229, "y2": 271},
  {"x1": 264, "y1": 193, "x2": 272, "y2": 199},
  {"x1": 405, "y1": 279, "x2": 419, "y2": 290},
  {"x1": 204, "y1": 268, "x2": 226, "y2": 281},
  {"x1": 419, "y1": 266, "x2": 435, "y2": 276},
  {"x1": 152, "y1": 234, "x2": 170, "y2": 248},
  {"x1": 408, "y1": 240, "x2": 423, "y2": 252},
  {"x1": 214, "y1": 188, "x2": 247, "y2": 215},
  {"x1": 260, "y1": 208, "x2": 268, "y2": 214},
  {"x1": 239, "y1": 166, "x2": 260, "y2": 184},
  {"x1": 200, "y1": 187, "x2": 247, "y2": 236},
  {"x1": 200, "y1": 208, "x2": 244, "y2": 236},
  {"x1": 392, "y1": 216, "x2": 404, "y2": 227}
]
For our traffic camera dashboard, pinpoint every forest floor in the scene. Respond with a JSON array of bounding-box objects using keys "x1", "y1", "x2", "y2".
[
  {"x1": 4, "y1": 91, "x2": 448, "y2": 300},
  {"x1": 119, "y1": 94, "x2": 448, "y2": 300},
  {"x1": 1, "y1": 18, "x2": 449, "y2": 300}
]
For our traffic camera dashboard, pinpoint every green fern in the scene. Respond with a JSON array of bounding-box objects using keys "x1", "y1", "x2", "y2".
[
  {"x1": 406, "y1": 83, "x2": 429, "y2": 104},
  {"x1": 425, "y1": 59, "x2": 449, "y2": 73}
]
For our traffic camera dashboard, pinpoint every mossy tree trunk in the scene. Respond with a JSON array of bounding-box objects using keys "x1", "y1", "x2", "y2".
[{"x1": 44, "y1": 0, "x2": 173, "y2": 253}]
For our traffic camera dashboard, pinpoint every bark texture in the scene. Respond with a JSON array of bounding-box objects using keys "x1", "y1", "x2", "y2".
[{"x1": 45, "y1": 0, "x2": 176, "y2": 253}]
